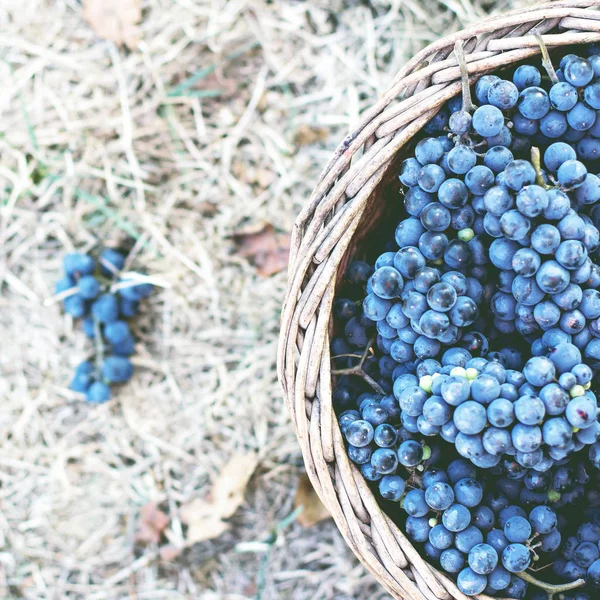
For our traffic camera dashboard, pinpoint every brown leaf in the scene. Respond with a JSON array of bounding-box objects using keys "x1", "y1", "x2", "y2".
[
  {"x1": 83, "y1": 0, "x2": 142, "y2": 49},
  {"x1": 243, "y1": 582, "x2": 258, "y2": 596},
  {"x1": 198, "y1": 201, "x2": 218, "y2": 217},
  {"x1": 211, "y1": 453, "x2": 259, "y2": 517},
  {"x1": 293, "y1": 474, "x2": 330, "y2": 528},
  {"x1": 192, "y1": 71, "x2": 238, "y2": 98},
  {"x1": 136, "y1": 502, "x2": 170, "y2": 544},
  {"x1": 180, "y1": 453, "x2": 258, "y2": 544},
  {"x1": 159, "y1": 544, "x2": 183, "y2": 562},
  {"x1": 294, "y1": 124, "x2": 329, "y2": 146},
  {"x1": 180, "y1": 498, "x2": 230, "y2": 544},
  {"x1": 255, "y1": 168, "x2": 276, "y2": 189},
  {"x1": 233, "y1": 224, "x2": 291, "y2": 277}
]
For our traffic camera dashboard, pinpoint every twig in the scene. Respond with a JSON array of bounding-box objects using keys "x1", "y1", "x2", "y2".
[
  {"x1": 44, "y1": 286, "x2": 79, "y2": 307},
  {"x1": 534, "y1": 32, "x2": 559, "y2": 85},
  {"x1": 332, "y1": 337, "x2": 384, "y2": 394},
  {"x1": 516, "y1": 571, "x2": 585, "y2": 599},
  {"x1": 454, "y1": 40, "x2": 475, "y2": 113},
  {"x1": 337, "y1": 336, "x2": 373, "y2": 370},
  {"x1": 111, "y1": 272, "x2": 171, "y2": 292},
  {"x1": 99, "y1": 256, "x2": 122, "y2": 278}
]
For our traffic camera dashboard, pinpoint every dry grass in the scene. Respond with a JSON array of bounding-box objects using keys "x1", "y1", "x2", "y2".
[{"x1": 1, "y1": 0, "x2": 533, "y2": 598}]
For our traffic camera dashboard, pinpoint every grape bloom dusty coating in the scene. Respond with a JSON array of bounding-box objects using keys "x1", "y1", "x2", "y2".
[{"x1": 331, "y1": 47, "x2": 600, "y2": 598}]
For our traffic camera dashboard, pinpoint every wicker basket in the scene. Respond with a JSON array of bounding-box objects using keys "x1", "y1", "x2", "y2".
[{"x1": 278, "y1": 2, "x2": 600, "y2": 599}]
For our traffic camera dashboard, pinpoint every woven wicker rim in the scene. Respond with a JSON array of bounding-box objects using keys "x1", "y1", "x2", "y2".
[{"x1": 278, "y1": 2, "x2": 600, "y2": 599}]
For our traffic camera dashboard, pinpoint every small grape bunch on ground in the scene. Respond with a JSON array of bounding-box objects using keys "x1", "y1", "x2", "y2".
[{"x1": 55, "y1": 248, "x2": 153, "y2": 403}]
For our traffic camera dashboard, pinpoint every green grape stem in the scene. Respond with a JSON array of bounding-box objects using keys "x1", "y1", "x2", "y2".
[
  {"x1": 535, "y1": 32, "x2": 560, "y2": 85},
  {"x1": 531, "y1": 146, "x2": 553, "y2": 190},
  {"x1": 516, "y1": 570, "x2": 585, "y2": 600},
  {"x1": 454, "y1": 40, "x2": 476, "y2": 113}
]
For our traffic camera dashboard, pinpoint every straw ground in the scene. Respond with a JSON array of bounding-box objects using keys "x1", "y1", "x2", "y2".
[{"x1": 0, "y1": 0, "x2": 531, "y2": 598}]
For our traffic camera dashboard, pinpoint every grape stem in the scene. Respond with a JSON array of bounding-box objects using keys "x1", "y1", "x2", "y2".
[
  {"x1": 332, "y1": 336, "x2": 385, "y2": 394},
  {"x1": 93, "y1": 316, "x2": 105, "y2": 380},
  {"x1": 454, "y1": 40, "x2": 476, "y2": 113},
  {"x1": 534, "y1": 32, "x2": 559, "y2": 85},
  {"x1": 516, "y1": 570, "x2": 585, "y2": 599},
  {"x1": 454, "y1": 40, "x2": 475, "y2": 113},
  {"x1": 530, "y1": 146, "x2": 553, "y2": 190}
]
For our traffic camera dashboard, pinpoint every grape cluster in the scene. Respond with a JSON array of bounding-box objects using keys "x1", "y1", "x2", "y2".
[
  {"x1": 397, "y1": 353, "x2": 600, "y2": 470},
  {"x1": 56, "y1": 249, "x2": 153, "y2": 403},
  {"x1": 402, "y1": 459, "x2": 562, "y2": 598},
  {"x1": 330, "y1": 46, "x2": 600, "y2": 598},
  {"x1": 554, "y1": 521, "x2": 600, "y2": 590}
]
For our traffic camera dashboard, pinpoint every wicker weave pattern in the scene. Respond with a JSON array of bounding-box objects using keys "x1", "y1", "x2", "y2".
[{"x1": 278, "y1": 3, "x2": 600, "y2": 599}]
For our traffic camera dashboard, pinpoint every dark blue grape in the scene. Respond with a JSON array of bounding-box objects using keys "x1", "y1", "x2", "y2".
[
  {"x1": 64, "y1": 294, "x2": 86, "y2": 318},
  {"x1": 420, "y1": 202, "x2": 452, "y2": 232},
  {"x1": 475, "y1": 75, "x2": 501, "y2": 103},
  {"x1": 119, "y1": 279, "x2": 152, "y2": 301},
  {"x1": 437, "y1": 178, "x2": 469, "y2": 209},
  {"x1": 541, "y1": 110, "x2": 568, "y2": 138},
  {"x1": 406, "y1": 515, "x2": 432, "y2": 542},
  {"x1": 513, "y1": 65, "x2": 541, "y2": 90},
  {"x1": 472, "y1": 105, "x2": 504, "y2": 137},
  {"x1": 100, "y1": 248, "x2": 126, "y2": 275},
  {"x1": 441, "y1": 548, "x2": 465, "y2": 573},
  {"x1": 378, "y1": 475, "x2": 405, "y2": 501},
  {"x1": 64, "y1": 253, "x2": 95, "y2": 277},
  {"x1": 415, "y1": 138, "x2": 444, "y2": 165},
  {"x1": 397, "y1": 439, "x2": 424, "y2": 466},
  {"x1": 502, "y1": 543, "x2": 531, "y2": 572},
  {"x1": 101, "y1": 356, "x2": 134, "y2": 383},
  {"x1": 447, "y1": 146, "x2": 477, "y2": 175},
  {"x1": 91, "y1": 294, "x2": 119, "y2": 324},
  {"x1": 345, "y1": 420, "x2": 374, "y2": 447},
  {"x1": 449, "y1": 110, "x2": 472, "y2": 135},
  {"x1": 443, "y1": 503, "x2": 472, "y2": 532},
  {"x1": 488, "y1": 79, "x2": 518, "y2": 109},
  {"x1": 457, "y1": 567, "x2": 487, "y2": 595},
  {"x1": 517, "y1": 87, "x2": 550, "y2": 120},
  {"x1": 86, "y1": 381, "x2": 111, "y2": 403},
  {"x1": 78, "y1": 275, "x2": 100, "y2": 300},
  {"x1": 564, "y1": 56, "x2": 594, "y2": 86},
  {"x1": 550, "y1": 82, "x2": 578, "y2": 111}
]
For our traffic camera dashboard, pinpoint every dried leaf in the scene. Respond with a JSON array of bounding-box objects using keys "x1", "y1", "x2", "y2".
[
  {"x1": 180, "y1": 453, "x2": 258, "y2": 544},
  {"x1": 159, "y1": 544, "x2": 183, "y2": 562},
  {"x1": 83, "y1": 0, "x2": 142, "y2": 49},
  {"x1": 136, "y1": 502, "x2": 170, "y2": 544},
  {"x1": 243, "y1": 582, "x2": 258, "y2": 596},
  {"x1": 233, "y1": 224, "x2": 291, "y2": 277},
  {"x1": 294, "y1": 124, "x2": 329, "y2": 146},
  {"x1": 293, "y1": 474, "x2": 330, "y2": 527},
  {"x1": 181, "y1": 499, "x2": 230, "y2": 544},
  {"x1": 211, "y1": 453, "x2": 259, "y2": 517},
  {"x1": 192, "y1": 72, "x2": 238, "y2": 98},
  {"x1": 198, "y1": 201, "x2": 218, "y2": 217},
  {"x1": 255, "y1": 168, "x2": 276, "y2": 189}
]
